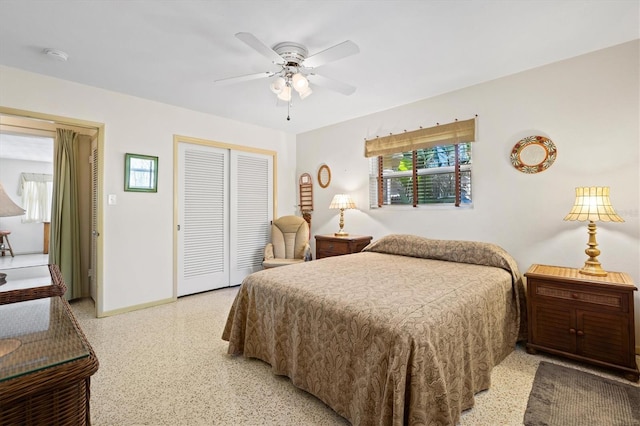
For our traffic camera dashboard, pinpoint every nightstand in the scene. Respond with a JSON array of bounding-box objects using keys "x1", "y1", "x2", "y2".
[
  {"x1": 315, "y1": 235, "x2": 372, "y2": 260},
  {"x1": 525, "y1": 264, "x2": 639, "y2": 381}
]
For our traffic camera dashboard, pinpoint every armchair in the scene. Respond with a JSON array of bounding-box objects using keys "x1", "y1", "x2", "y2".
[{"x1": 263, "y1": 215, "x2": 311, "y2": 269}]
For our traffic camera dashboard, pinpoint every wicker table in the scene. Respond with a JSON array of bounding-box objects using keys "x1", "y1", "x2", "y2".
[
  {"x1": 0, "y1": 264, "x2": 67, "y2": 305},
  {"x1": 0, "y1": 295, "x2": 99, "y2": 424}
]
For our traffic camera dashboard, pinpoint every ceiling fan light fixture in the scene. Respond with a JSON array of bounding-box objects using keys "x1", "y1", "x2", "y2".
[
  {"x1": 277, "y1": 85, "x2": 292, "y2": 102},
  {"x1": 298, "y1": 86, "x2": 313, "y2": 100},
  {"x1": 269, "y1": 76, "x2": 286, "y2": 94},
  {"x1": 292, "y1": 73, "x2": 309, "y2": 91},
  {"x1": 229, "y1": 32, "x2": 360, "y2": 120}
]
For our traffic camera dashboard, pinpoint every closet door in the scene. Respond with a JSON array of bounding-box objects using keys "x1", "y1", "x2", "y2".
[
  {"x1": 177, "y1": 143, "x2": 229, "y2": 296},
  {"x1": 229, "y1": 151, "x2": 273, "y2": 285}
]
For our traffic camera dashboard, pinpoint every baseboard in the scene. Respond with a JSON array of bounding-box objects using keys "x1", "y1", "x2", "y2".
[{"x1": 98, "y1": 296, "x2": 176, "y2": 318}]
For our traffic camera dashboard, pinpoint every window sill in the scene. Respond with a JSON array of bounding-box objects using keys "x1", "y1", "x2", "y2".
[{"x1": 369, "y1": 203, "x2": 474, "y2": 211}]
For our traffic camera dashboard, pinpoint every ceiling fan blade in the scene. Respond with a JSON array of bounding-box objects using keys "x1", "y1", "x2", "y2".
[
  {"x1": 214, "y1": 71, "x2": 275, "y2": 86},
  {"x1": 235, "y1": 32, "x2": 285, "y2": 65},
  {"x1": 308, "y1": 73, "x2": 356, "y2": 96},
  {"x1": 302, "y1": 40, "x2": 359, "y2": 69}
]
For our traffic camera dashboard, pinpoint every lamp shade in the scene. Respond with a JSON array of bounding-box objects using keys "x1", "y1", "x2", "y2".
[
  {"x1": 292, "y1": 73, "x2": 309, "y2": 91},
  {"x1": 277, "y1": 85, "x2": 292, "y2": 102},
  {"x1": 298, "y1": 86, "x2": 313, "y2": 100},
  {"x1": 329, "y1": 194, "x2": 356, "y2": 210},
  {"x1": 563, "y1": 187, "x2": 623, "y2": 222},
  {"x1": 269, "y1": 76, "x2": 286, "y2": 94},
  {"x1": 0, "y1": 183, "x2": 25, "y2": 217}
]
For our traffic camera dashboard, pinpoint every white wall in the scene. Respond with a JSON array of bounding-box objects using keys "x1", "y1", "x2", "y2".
[
  {"x1": 0, "y1": 65, "x2": 297, "y2": 314},
  {"x1": 297, "y1": 41, "x2": 640, "y2": 345},
  {"x1": 0, "y1": 158, "x2": 52, "y2": 254}
]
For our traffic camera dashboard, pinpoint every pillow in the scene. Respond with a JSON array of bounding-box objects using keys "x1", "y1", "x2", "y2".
[{"x1": 362, "y1": 234, "x2": 520, "y2": 279}]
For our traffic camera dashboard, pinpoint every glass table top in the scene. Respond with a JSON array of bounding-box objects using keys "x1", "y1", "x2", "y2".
[
  {"x1": 0, "y1": 296, "x2": 90, "y2": 382},
  {"x1": 0, "y1": 255, "x2": 52, "y2": 293}
]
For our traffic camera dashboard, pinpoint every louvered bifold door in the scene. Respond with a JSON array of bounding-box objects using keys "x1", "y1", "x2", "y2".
[
  {"x1": 229, "y1": 151, "x2": 273, "y2": 284},
  {"x1": 90, "y1": 137, "x2": 98, "y2": 302},
  {"x1": 178, "y1": 143, "x2": 229, "y2": 296}
]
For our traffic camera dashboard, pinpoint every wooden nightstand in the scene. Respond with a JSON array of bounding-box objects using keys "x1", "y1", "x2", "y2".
[
  {"x1": 525, "y1": 264, "x2": 639, "y2": 381},
  {"x1": 315, "y1": 235, "x2": 372, "y2": 260}
]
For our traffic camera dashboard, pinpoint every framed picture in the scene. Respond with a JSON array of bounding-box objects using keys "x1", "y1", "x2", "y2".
[{"x1": 124, "y1": 153, "x2": 158, "y2": 192}]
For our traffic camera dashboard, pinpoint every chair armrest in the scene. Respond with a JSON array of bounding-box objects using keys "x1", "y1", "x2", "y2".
[{"x1": 264, "y1": 243, "x2": 274, "y2": 260}]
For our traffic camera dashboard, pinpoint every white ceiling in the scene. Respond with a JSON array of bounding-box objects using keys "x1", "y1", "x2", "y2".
[
  {"x1": 0, "y1": 1, "x2": 638, "y2": 135},
  {"x1": 0, "y1": 133, "x2": 53, "y2": 163}
]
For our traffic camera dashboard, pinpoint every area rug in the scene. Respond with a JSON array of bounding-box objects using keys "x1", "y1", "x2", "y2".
[{"x1": 524, "y1": 361, "x2": 640, "y2": 426}]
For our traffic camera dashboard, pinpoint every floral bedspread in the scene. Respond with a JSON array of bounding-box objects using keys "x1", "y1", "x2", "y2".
[{"x1": 223, "y1": 234, "x2": 525, "y2": 425}]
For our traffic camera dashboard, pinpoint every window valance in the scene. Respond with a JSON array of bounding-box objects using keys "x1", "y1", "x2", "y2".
[
  {"x1": 18, "y1": 173, "x2": 53, "y2": 195},
  {"x1": 364, "y1": 117, "x2": 476, "y2": 158}
]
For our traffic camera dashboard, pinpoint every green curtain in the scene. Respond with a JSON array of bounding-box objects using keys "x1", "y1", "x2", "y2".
[{"x1": 49, "y1": 129, "x2": 84, "y2": 299}]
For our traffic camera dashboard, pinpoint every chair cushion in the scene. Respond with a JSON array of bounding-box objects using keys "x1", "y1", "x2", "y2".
[{"x1": 270, "y1": 216, "x2": 309, "y2": 260}]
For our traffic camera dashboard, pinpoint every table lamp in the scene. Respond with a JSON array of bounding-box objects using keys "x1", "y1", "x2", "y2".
[
  {"x1": 0, "y1": 182, "x2": 25, "y2": 217},
  {"x1": 329, "y1": 194, "x2": 356, "y2": 236},
  {"x1": 563, "y1": 187, "x2": 623, "y2": 276},
  {"x1": 0, "y1": 182, "x2": 26, "y2": 285}
]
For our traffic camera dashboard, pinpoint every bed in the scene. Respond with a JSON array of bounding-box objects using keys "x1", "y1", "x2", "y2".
[{"x1": 222, "y1": 234, "x2": 526, "y2": 425}]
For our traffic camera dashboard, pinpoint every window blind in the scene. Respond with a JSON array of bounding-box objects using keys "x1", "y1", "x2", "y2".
[
  {"x1": 364, "y1": 118, "x2": 476, "y2": 158},
  {"x1": 369, "y1": 140, "x2": 473, "y2": 208}
]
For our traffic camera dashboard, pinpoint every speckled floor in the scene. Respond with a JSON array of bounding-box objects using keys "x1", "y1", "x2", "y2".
[{"x1": 70, "y1": 287, "x2": 639, "y2": 426}]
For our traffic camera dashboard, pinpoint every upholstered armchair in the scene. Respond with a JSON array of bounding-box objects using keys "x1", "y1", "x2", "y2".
[{"x1": 263, "y1": 215, "x2": 311, "y2": 269}]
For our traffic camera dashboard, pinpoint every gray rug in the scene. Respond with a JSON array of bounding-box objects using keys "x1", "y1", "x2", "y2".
[{"x1": 524, "y1": 361, "x2": 640, "y2": 426}]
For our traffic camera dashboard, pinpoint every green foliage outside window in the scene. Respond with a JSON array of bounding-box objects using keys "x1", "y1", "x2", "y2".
[{"x1": 374, "y1": 143, "x2": 472, "y2": 206}]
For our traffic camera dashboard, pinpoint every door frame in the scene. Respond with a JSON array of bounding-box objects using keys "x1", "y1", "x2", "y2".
[
  {"x1": 0, "y1": 106, "x2": 105, "y2": 317},
  {"x1": 172, "y1": 134, "x2": 278, "y2": 298}
]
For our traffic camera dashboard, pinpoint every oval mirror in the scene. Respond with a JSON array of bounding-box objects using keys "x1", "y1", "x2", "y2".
[{"x1": 318, "y1": 164, "x2": 331, "y2": 188}]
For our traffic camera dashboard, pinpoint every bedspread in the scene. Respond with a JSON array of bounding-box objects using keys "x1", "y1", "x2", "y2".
[{"x1": 223, "y1": 235, "x2": 525, "y2": 425}]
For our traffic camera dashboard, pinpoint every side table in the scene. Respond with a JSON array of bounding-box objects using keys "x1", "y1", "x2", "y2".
[
  {"x1": 0, "y1": 275, "x2": 98, "y2": 424},
  {"x1": 315, "y1": 234, "x2": 372, "y2": 259},
  {"x1": 525, "y1": 264, "x2": 639, "y2": 381}
]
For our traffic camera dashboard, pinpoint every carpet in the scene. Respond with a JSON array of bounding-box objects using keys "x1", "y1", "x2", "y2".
[{"x1": 524, "y1": 361, "x2": 640, "y2": 426}]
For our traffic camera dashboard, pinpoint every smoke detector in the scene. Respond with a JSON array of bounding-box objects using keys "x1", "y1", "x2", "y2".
[{"x1": 43, "y1": 48, "x2": 69, "y2": 62}]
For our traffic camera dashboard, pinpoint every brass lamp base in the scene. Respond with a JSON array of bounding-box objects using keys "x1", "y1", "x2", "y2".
[
  {"x1": 578, "y1": 221, "x2": 608, "y2": 277},
  {"x1": 579, "y1": 262, "x2": 607, "y2": 277},
  {"x1": 334, "y1": 208, "x2": 349, "y2": 237}
]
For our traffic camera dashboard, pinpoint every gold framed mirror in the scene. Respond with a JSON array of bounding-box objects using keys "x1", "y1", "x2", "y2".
[{"x1": 318, "y1": 164, "x2": 331, "y2": 188}]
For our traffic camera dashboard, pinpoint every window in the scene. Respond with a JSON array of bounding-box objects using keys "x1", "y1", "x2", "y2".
[
  {"x1": 365, "y1": 118, "x2": 476, "y2": 208},
  {"x1": 370, "y1": 143, "x2": 471, "y2": 207},
  {"x1": 19, "y1": 173, "x2": 53, "y2": 223}
]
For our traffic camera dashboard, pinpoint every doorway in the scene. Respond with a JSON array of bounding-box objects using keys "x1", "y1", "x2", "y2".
[{"x1": 0, "y1": 107, "x2": 104, "y2": 316}]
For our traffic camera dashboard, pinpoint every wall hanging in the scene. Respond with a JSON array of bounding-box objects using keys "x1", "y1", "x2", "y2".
[
  {"x1": 317, "y1": 164, "x2": 331, "y2": 188},
  {"x1": 125, "y1": 153, "x2": 158, "y2": 192},
  {"x1": 510, "y1": 135, "x2": 556, "y2": 173},
  {"x1": 299, "y1": 173, "x2": 313, "y2": 229}
]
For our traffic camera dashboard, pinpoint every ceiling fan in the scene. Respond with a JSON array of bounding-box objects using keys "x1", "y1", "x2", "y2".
[{"x1": 215, "y1": 32, "x2": 359, "y2": 120}]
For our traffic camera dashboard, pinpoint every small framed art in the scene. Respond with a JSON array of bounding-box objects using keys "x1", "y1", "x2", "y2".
[{"x1": 124, "y1": 153, "x2": 158, "y2": 192}]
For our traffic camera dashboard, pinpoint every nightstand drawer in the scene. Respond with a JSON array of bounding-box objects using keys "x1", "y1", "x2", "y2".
[
  {"x1": 535, "y1": 281, "x2": 626, "y2": 312},
  {"x1": 317, "y1": 241, "x2": 348, "y2": 256},
  {"x1": 315, "y1": 235, "x2": 372, "y2": 260}
]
